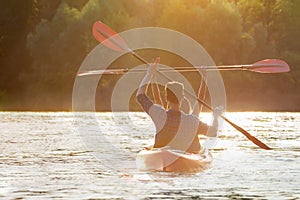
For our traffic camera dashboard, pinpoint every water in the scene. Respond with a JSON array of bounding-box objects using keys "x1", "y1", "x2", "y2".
[{"x1": 0, "y1": 112, "x2": 299, "y2": 199}]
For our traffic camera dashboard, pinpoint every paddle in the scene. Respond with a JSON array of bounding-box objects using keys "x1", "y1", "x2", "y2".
[
  {"x1": 89, "y1": 20, "x2": 276, "y2": 150},
  {"x1": 77, "y1": 59, "x2": 289, "y2": 76}
]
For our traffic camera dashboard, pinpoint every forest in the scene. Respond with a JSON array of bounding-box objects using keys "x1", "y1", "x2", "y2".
[{"x1": 0, "y1": 0, "x2": 299, "y2": 111}]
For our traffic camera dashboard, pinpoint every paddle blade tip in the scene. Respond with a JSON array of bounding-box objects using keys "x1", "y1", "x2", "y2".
[
  {"x1": 263, "y1": 145, "x2": 273, "y2": 150},
  {"x1": 252, "y1": 59, "x2": 290, "y2": 73},
  {"x1": 92, "y1": 21, "x2": 129, "y2": 52}
]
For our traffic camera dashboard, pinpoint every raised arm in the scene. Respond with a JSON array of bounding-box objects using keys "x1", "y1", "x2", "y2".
[
  {"x1": 150, "y1": 59, "x2": 164, "y2": 106},
  {"x1": 181, "y1": 96, "x2": 192, "y2": 114},
  {"x1": 136, "y1": 57, "x2": 160, "y2": 96},
  {"x1": 192, "y1": 71, "x2": 207, "y2": 116}
]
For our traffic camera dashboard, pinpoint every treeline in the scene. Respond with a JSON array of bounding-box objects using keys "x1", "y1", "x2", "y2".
[{"x1": 0, "y1": 0, "x2": 299, "y2": 111}]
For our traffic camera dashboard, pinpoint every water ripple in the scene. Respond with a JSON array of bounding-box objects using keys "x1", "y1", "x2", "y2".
[{"x1": 0, "y1": 112, "x2": 299, "y2": 199}]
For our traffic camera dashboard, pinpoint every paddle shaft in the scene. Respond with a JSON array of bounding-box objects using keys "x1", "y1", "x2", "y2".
[
  {"x1": 77, "y1": 66, "x2": 246, "y2": 76},
  {"x1": 130, "y1": 49, "x2": 272, "y2": 150},
  {"x1": 78, "y1": 58, "x2": 289, "y2": 76},
  {"x1": 78, "y1": 64, "x2": 283, "y2": 76}
]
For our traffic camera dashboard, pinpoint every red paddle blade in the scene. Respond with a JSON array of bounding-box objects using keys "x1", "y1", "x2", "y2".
[
  {"x1": 92, "y1": 21, "x2": 129, "y2": 52},
  {"x1": 250, "y1": 59, "x2": 290, "y2": 73}
]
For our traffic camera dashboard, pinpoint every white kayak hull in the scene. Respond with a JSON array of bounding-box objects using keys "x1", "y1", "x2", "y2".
[{"x1": 136, "y1": 148, "x2": 212, "y2": 173}]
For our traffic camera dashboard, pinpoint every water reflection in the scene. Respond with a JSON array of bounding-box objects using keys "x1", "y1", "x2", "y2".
[{"x1": 0, "y1": 112, "x2": 299, "y2": 199}]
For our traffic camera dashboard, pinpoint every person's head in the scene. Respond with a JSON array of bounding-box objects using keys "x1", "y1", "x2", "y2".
[{"x1": 165, "y1": 81, "x2": 184, "y2": 105}]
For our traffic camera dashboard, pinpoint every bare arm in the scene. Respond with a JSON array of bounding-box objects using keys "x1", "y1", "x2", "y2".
[
  {"x1": 199, "y1": 106, "x2": 223, "y2": 137},
  {"x1": 136, "y1": 57, "x2": 160, "y2": 96},
  {"x1": 192, "y1": 71, "x2": 207, "y2": 115},
  {"x1": 151, "y1": 71, "x2": 164, "y2": 106},
  {"x1": 181, "y1": 96, "x2": 192, "y2": 114}
]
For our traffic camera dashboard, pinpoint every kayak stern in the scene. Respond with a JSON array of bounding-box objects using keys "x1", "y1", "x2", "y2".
[{"x1": 136, "y1": 149, "x2": 212, "y2": 173}]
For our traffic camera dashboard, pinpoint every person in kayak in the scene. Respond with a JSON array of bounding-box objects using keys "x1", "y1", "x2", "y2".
[{"x1": 136, "y1": 58, "x2": 222, "y2": 154}]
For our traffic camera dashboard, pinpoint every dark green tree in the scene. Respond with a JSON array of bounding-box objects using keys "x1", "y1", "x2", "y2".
[{"x1": 0, "y1": 0, "x2": 36, "y2": 109}]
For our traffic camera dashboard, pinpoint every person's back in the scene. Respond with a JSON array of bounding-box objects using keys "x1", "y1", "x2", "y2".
[
  {"x1": 137, "y1": 93, "x2": 209, "y2": 153},
  {"x1": 152, "y1": 109, "x2": 208, "y2": 153}
]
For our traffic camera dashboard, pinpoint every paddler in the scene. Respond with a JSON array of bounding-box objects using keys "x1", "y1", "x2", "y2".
[{"x1": 136, "y1": 58, "x2": 222, "y2": 153}]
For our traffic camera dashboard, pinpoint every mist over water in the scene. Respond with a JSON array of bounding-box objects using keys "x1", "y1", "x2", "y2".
[{"x1": 0, "y1": 112, "x2": 299, "y2": 199}]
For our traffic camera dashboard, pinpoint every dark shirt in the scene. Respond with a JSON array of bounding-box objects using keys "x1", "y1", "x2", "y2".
[{"x1": 137, "y1": 94, "x2": 209, "y2": 153}]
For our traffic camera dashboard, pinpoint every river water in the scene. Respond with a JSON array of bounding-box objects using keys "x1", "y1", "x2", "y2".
[{"x1": 0, "y1": 112, "x2": 299, "y2": 199}]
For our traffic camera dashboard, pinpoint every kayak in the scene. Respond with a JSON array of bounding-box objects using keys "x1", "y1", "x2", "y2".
[{"x1": 136, "y1": 148, "x2": 212, "y2": 173}]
